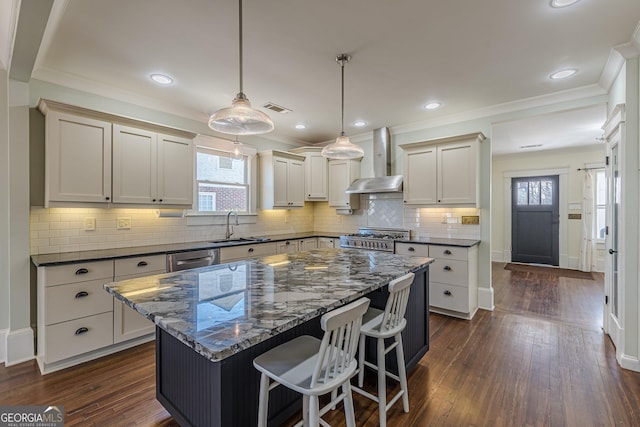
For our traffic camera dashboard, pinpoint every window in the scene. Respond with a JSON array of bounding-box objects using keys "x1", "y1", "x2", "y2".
[
  {"x1": 516, "y1": 178, "x2": 554, "y2": 206},
  {"x1": 594, "y1": 169, "x2": 606, "y2": 240},
  {"x1": 195, "y1": 146, "x2": 250, "y2": 213}
]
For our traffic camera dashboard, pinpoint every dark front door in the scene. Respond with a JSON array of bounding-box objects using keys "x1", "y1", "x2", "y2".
[{"x1": 511, "y1": 175, "x2": 559, "y2": 265}]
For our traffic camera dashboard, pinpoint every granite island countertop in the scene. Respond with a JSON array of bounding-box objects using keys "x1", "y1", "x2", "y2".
[{"x1": 104, "y1": 248, "x2": 433, "y2": 362}]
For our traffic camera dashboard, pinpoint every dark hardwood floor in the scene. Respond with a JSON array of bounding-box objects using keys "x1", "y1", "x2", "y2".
[{"x1": 2, "y1": 263, "x2": 640, "y2": 426}]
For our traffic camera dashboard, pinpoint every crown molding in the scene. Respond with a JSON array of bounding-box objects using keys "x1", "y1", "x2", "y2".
[
  {"x1": 391, "y1": 84, "x2": 606, "y2": 136},
  {"x1": 599, "y1": 47, "x2": 626, "y2": 92}
]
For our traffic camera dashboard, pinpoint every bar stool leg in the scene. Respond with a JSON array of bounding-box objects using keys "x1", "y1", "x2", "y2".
[
  {"x1": 257, "y1": 373, "x2": 269, "y2": 427},
  {"x1": 303, "y1": 395, "x2": 310, "y2": 426},
  {"x1": 395, "y1": 332, "x2": 410, "y2": 412},
  {"x1": 343, "y1": 382, "x2": 356, "y2": 427},
  {"x1": 377, "y1": 337, "x2": 387, "y2": 427},
  {"x1": 309, "y1": 395, "x2": 320, "y2": 427},
  {"x1": 358, "y1": 334, "x2": 366, "y2": 387}
]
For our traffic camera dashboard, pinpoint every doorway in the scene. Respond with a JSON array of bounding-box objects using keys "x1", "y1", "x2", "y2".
[{"x1": 511, "y1": 175, "x2": 560, "y2": 265}]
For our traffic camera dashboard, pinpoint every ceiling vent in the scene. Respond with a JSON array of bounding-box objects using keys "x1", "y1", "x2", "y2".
[{"x1": 262, "y1": 102, "x2": 292, "y2": 114}]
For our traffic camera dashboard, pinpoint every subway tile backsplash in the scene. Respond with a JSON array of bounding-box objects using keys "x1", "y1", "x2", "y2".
[{"x1": 31, "y1": 197, "x2": 480, "y2": 255}]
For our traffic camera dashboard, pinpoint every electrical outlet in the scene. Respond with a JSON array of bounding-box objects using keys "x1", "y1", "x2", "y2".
[
  {"x1": 116, "y1": 217, "x2": 131, "y2": 230},
  {"x1": 83, "y1": 217, "x2": 96, "y2": 231}
]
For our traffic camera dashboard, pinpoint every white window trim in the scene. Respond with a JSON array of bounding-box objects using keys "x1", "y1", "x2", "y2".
[
  {"x1": 589, "y1": 162, "x2": 606, "y2": 243},
  {"x1": 186, "y1": 135, "x2": 258, "y2": 223}
]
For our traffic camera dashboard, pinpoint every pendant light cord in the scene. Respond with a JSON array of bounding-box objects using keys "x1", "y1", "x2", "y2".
[
  {"x1": 238, "y1": 0, "x2": 244, "y2": 95},
  {"x1": 337, "y1": 54, "x2": 350, "y2": 137}
]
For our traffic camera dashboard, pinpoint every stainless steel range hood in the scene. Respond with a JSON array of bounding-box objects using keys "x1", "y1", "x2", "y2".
[{"x1": 345, "y1": 127, "x2": 403, "y2": 194}]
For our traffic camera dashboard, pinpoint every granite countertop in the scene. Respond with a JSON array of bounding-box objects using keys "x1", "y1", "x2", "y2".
[
  {"x1": 31, "y1": 231, "x2": 341, "y2": 267},
  {"x1": 104, "y1": 249, "x2": 433, "y2": 362},
  {"x1": 396, "y1": 237, "x2": 481, "y2": 247}
]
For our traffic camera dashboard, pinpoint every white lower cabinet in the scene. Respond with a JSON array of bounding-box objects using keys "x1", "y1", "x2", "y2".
[
  {"x1": 317, "y1": 237, "x2": 336, "y2": 248},
  {"x1": 37, "y1": 256, "x2": 165, "y2": 374},
  {"x1": 298, "y1": 238, "x2": 318, "y2": 251},
  {"x1": 113, "y1": 255, "x2": 166, "y2": 344},
  {"x1": 219, "y1": 242, "x2": 278, "y2": 263},
  {"x1": 276, "y1": 239, "x2": 298, "y2": 254},
  {"x1": 395, "y1": 242, "x2": 478, "y2": 319}
]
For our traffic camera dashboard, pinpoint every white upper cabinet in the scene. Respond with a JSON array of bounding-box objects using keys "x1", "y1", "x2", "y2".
[
  {"x1": 328, "y1": 159, "x2": 361, "y2": 209},
  {"x1": 259, "y1": 150, "x2": 305, "y2": 209},
  {"x1": 289, "y1": 147, "x2": 328, "y2": 201},
  {"x1": 400, "y1": 132, "x2": 484, "y2": 207},
  {"x1": 38, "y1": 99, "x2": 195, "y2": 208},
  {"x1": 113, "y1": 126, "x2": 193, "y2": 206},
  {"x1": 43, "y1": 109, "x2": 112, "y2": 205}
]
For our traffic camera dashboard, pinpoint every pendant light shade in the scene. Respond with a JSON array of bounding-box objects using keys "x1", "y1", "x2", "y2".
[
  {"x1": 208, "y1": 0, "x2": 274, "y2": 135},
  {"x1": 321, "y1": 54, "x2": 364, "y2": 160}
]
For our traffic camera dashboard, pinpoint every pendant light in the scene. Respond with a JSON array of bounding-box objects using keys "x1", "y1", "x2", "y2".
[
  {"x1": 208, "y1": 0, "x2": 274, "y2": 135},
  {"x1": 321, "y1": 54, "x2": 364, "y2": 160}
]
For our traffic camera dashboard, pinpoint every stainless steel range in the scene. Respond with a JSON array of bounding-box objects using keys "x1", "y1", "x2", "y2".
[{"x1": 339, "y1": 227, "x2": 410, "y2": 252}]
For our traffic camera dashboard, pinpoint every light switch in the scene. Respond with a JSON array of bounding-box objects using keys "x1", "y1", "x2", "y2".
[
  {"x1": 116, "y1": 217, "x2": 131, "y2": 230},
  {"x1": 84, "y1": 217, "x2": 96, "y2": 231}
]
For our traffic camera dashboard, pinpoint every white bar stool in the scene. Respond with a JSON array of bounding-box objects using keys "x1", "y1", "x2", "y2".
[
  {"x1": 352, "y1": 272, "x2": 414, "y2": 427},
  {"x1": 253, "y1": 297, "x2": 370, "y2": 427}
]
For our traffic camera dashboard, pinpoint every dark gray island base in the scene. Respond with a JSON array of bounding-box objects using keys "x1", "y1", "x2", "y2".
[{"x1": 105, "y1": 249, "x2": 432, "y2": 427}]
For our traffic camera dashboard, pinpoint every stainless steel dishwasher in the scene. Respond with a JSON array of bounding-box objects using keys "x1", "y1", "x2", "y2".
[{"x1": 167, "y1": 248, "x2": 220, "y2": 272}]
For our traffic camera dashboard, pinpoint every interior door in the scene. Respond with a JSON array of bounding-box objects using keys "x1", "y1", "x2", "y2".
[
  {"x1": 511, "y1": 175, "x2": 560, "y2": 265},
  {"x1": 604, "y1": 127, "x2": 623, "y2": 348}
]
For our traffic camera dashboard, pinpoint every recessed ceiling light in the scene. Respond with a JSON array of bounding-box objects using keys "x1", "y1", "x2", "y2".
[
  {"x1": 550, "y1": 69, "x2": 577, "y2": 79},
  {"x1": 353, "y1": 121, "x2": 367, "y2": 127},
  {"x1": 550, "y1": 0, "x2": 581, "y2": 8},
  {"x1": 295, "y1": 124, "x2": 307, "y2": 130},
  {"x1": 150, "y1": 73, "x2": 174, "y2": 85},
  {"x1": 424, "y1": 102, "x2": 442, "y2": 110}
]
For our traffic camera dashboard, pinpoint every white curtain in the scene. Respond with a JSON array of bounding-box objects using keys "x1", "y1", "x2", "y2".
[{"x1": 579, "y1": 169, "x2": 594, "y2": 272}]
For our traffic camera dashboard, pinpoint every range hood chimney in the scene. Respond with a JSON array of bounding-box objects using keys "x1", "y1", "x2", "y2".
[{"x1": 345, "y1": 127, "x2": 403, "y2": 194}]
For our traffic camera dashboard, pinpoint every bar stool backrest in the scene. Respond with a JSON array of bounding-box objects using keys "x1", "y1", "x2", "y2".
[
  {"x1": 312, "y1": 297, "x2": 371, "y2": 388},
  {"x1": 380, "y1": 272, "x2": 415, "y2": 332}
]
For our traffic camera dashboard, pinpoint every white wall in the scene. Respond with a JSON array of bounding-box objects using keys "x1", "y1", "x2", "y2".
[
  {"x1": 0, "y1": 69, "x2": 9, "y2": 362},
  {"x1": 491, "y1": 145, "x2": 605, "y2": 268}
]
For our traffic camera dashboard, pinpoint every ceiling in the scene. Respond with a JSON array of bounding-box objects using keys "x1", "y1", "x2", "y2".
[{"x1": 20, "y1": 0, "x2": 640, "y2": 148}]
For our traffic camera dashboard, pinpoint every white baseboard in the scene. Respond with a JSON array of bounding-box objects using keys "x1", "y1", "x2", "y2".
[
  {"x1": 492, "y1": 250, "x2": 505, "y2": 263},
  {"x1": 0, "y1": 328, "x2": 7, "y2": 364},
  {"x1": 619, "y1": 353, "x2": 640, "y2": 372},
  {"x1": 568, "y1": 257, "x2": 579, "y2": 269},
  {"x1": 5, "y1": 328, "x2": 35, "y2": 366},
  {"x1": 478, "y1": 286, "x2": 494, "y2": 311}
]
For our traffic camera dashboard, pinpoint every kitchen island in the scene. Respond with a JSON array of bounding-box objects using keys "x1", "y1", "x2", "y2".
[{"x1": 104, "y1": 249, "x2": 433, "y2": 426}]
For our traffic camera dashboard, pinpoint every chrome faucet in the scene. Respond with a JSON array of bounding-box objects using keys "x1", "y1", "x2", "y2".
[{"x1": 226, "y1": 210, "x2": 238, "y2": 240}]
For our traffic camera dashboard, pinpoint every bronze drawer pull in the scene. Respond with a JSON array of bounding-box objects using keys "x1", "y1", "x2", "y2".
[
  {"x1": 75, "y1": 327, "x2": 89, "y2": 335},
  {"x1": 248, "y1": 248, "x2": 254, "y2": 253},
  {"x1": 444, "y1": 266, "x2": 452, "y2": 271},
  {"x1": 137, "y1": 261, "x2": 148, "y2": 267},
  {"x1": 75, "y1": 268, "x2": 89, "y2": 275},
  {"x1": 75, "y1": 291, "x2": 89, "y2": 299},
  {"x1": 444, "y1": 290, "x2": 452, "y2": 296},
  {"x1": 408, "y1": 247, "x2": 415, "y2": 252},
  {"x1": 444, "y1": 249, "x2": 452, "y2": 255},
  {"x1": 286, "y1": 241, "x2": 290, "y2": 245}
]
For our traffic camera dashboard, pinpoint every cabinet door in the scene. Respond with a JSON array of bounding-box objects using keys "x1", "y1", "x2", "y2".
[
  {"x1": 317, "y1": 237, "x2": 335, "y2": 248},
  {"x1": 306, "y1": 154, "x2": 328, "y2": 200},
  {"x1": 112, "y1": 125, "x2": 157, "y2": 204},
  {"x1": 404, "y1": 146, "x2": 437, "y2": 205},
  {"x1": 157, "y1": 133, "x2": 193, "y2": 206},
  {"x1": 273, "y1": 157, "x2": 290, "y2": 207},
  {"x1": 299, "y1": 238, "x2": 318, "y2": 251},
  {"x1": 288, "y1": 159, "x2": 305, "y2": 207},
  {"x1": 46, "y1": 112, "x2": 112, "y2": 204},
  {"x1": 328, "y1": 160, "x2": 349, "y2": 207},
  {"x1": 276, "y1": 240, "x2": 298, "y2": 254},
  {"x1": 438, "y1": 141, "x2": 477, "y2": 204}
]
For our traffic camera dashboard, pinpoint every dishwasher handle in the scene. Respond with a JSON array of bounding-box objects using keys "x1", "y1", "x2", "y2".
[
  {"x1": 167, "y1": 249, "x2": 220, "y2": 272},
  {"x1": 176, "y1": 256, "x2": 214, "y2": 266}
]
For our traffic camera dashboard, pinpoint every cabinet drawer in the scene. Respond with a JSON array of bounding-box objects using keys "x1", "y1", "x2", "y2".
[
  {"x1": 44, "y1": 312, "x2": 114, "y2": 363},
  {"x1": 430, "y1": 258, "x2": 469, "y2": 286},
  {"x1": 43, "y1": 260, "x2": 114, "y2": 287},
  {"x1": 430, "y1": 282, "x2": 469, "y2": 313},
  {"x1": 428, "y1": 245, "x2": 468, "y2": 261},
  {"x1": 45, "y1": 279, "x2": 114, "y2": 325},
  {"x1": 395, "y1": 242, "x2": 429, "y2": 257},
  {"x1": 220, "y1": 242, "x2": 277, "y2": 262},
  {"x1": 115, "y1": 255, "x2": 167, "y2": 277}
]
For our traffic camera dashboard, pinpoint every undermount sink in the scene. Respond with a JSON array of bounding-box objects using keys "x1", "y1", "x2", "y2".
[{"x1": 209, "y1": 237, "x2": 271, "y2": 244}]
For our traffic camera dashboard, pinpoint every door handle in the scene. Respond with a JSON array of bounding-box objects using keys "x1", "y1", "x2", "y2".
[{"x1": 609, "y1": 248, "x2": 618, "y2": 255}]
